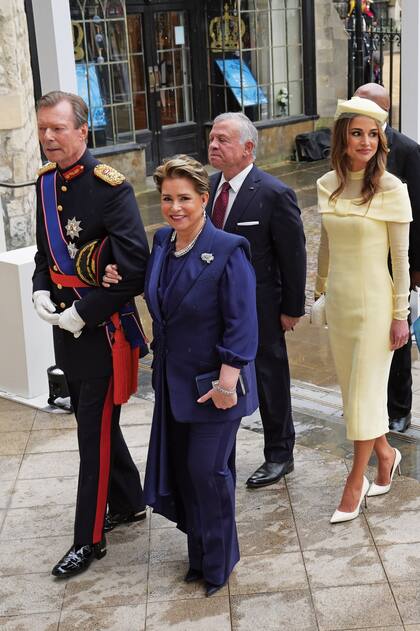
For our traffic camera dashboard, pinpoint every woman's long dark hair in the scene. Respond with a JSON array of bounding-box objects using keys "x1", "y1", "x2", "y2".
[{"x1": 330, "y1": 114, "x2": 388, "y2": 206}]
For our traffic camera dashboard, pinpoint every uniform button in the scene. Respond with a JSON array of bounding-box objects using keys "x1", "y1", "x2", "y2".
[
  {"x1": 61, "y1": 185, "x2": 68, "y2": 192},
  {"x1": 57, "y1": 284, "x2": 62, "y2": 289},
  {"x1": 57, "y1": 205, "x2": 63, "y2": 211},
  {"x1": 53, "y1": 265, "x2": 58, "y2": 272},
  {"x1": 60, "y1": 302, "x2": 66, "y2": 309}
]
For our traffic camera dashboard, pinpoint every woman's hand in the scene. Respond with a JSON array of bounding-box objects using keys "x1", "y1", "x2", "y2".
[
  {"x1": 197, "y1": 388, "x2": 238, "y2": 410},
  {"x1": 102, "y1": 263, "x2": 121, "y2": 288},
  {"x1": 197, "y1": 364, "x2": 240, "y2": 409},
  {"x1": 390, "y1": 318, "x2": 410, "y2": 350}
]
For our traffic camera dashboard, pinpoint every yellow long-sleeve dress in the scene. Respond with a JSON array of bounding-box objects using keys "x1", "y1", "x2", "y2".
[{"x1": 316, "y1": 169, "x2": 412, "y2": 440}]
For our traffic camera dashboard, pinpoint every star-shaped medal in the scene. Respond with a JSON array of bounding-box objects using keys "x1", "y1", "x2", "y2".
[
  {"x1": 65, "y1": 217, "x2": 82, "y2": 239},
  {"x1": 67, "y1": 242, "x2": 78, "y2": 259}
]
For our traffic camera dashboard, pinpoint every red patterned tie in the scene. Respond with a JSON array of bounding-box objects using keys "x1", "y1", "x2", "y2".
[{"x1": 211, "y1": 182, "x2": 230, "y2": 229}]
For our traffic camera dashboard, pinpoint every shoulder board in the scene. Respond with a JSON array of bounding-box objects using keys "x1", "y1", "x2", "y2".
[
  {"x1": 94, "y1": 164, "x2": 125, "y2": 186},
  {"x1": 37, "y1": 162, "x2": 57, "y2": 177}
]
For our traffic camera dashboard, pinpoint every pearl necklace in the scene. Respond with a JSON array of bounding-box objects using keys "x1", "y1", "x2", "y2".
[{"x1": 171, "y1": 216, "x2": 206, "y2": 258}]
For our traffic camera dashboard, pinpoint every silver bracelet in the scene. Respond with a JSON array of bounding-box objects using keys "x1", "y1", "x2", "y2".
[{"x1": 211, "y1": 380, "x2": 236, "y2": 396}]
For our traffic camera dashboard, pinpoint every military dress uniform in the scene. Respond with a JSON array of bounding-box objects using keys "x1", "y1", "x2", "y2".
[{"x1": 32, "y1": 148, "x2": 149, "y2": 553}]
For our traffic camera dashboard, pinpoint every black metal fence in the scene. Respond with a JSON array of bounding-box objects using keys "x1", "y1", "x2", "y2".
[{"x1": 346, "y1": 18, "x2": 401, "y2": 128}]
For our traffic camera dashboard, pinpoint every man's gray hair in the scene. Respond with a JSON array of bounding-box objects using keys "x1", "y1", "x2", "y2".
[
  {"x1": 213, "y1": 112, "x2": 258, "y2": 159},
  {"x1": 37, "y1": 91, "x2": 88, "y2": 129}
]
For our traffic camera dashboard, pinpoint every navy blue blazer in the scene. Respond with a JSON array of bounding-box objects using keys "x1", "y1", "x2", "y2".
[
  {"x1": 386, "y1": 126, "x2": 420, "y2": 272},
  {"x1": 144, "y1": 219, "x2": 259, "y2": 423},
  {"x1": 207, "y1": 165, "x2": 306, "y2": 345}
]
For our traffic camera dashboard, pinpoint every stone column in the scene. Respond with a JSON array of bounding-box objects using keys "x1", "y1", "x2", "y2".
[
  {"x1": 31, "y1": 0, "x2": 77, "y2": 94},
  {"x1": 401, "y1": 0, "x2": 420, "y2": 142},
  {"x1": 0, "y1": 0, "x2": 40, "y2": 251},
  {"x1": 315, "y1": 0, "x2": 349, "y2": 122}
]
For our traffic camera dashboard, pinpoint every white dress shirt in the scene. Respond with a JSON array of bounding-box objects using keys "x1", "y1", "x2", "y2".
[{"x1": 212, "y1": 163, "x2": 254, "y2": 228}]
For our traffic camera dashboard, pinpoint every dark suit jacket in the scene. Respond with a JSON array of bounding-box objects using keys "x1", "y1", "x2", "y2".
[
  {"x1": 33, "y1": 149, "x2": 149, "y2": 380},
  {"x1": 386, "y1": 126, "x2": 420, "y2": 271},
  {"x1": 144, "y1": 219, "x2": 259, "y2": 423},
  {"x1": 207, "y1": 165, "x2": 306, "y2": 346}
]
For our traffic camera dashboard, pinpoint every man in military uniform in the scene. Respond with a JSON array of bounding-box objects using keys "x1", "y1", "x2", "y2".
[{"x1": 33, "y1": 91, "x2": 150, "y2": 578}]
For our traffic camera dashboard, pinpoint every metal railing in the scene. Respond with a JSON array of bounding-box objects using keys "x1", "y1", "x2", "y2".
[
  {"x1": 346, "y1": 17, "x2": 401, "y2": 128},
  {"x1": 0, "y1": 180, "x2": 36, "y2": 189}
]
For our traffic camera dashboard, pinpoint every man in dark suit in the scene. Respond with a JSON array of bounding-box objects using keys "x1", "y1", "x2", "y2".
[
  {"x1": 355, "y1": 83, "x2": 420, "y2": 433},
  {"x1": 207, "y1": 112, "x2": 306, "y2": 487},
  {"x1": 33, "y1": 91, "x2": 149, "y2": 577}
]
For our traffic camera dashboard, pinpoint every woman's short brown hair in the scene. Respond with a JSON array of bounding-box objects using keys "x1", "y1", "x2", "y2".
[
  {"x1": 153, "y1": 154, "x2": 209, "y2": 195},
  {"x1": 330, "y1": 114, "x2": 388, "y2": 205}
]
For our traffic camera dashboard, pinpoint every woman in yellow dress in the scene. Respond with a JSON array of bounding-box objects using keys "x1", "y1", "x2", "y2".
[{"x1": 315, "y1": 97, "x2": 412, "y2": 523}]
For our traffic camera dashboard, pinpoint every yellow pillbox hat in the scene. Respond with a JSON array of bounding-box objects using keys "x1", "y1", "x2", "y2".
[{"x1": 334, "y1": 96, "x2": 388, "y2": 124}]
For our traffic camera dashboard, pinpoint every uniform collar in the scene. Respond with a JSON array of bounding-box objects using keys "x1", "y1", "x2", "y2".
[{"x1": 57, "y1": 148, "x2": 98, "y2": 181}]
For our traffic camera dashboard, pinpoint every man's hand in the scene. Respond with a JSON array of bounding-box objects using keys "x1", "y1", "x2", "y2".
[
  {"x1": 58, "y1": 303, "x2": 85, "y2": 338},
  {"x1": 102, "y1": 263, "x2": 121, "y2": 288},
  {"x1": 411, "y1": 270, "x2": 420, "y2": 290},
  {"x1": 280, "y1": 314, "x2": 300, "y2": 332},
  {"x1": 33, "y1": 290, "x2": 60, "y2": 325}
]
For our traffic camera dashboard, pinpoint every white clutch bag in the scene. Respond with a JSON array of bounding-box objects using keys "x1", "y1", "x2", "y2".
[{"x1": 310, "y1": 294, "x2": 327, "y2": 326}]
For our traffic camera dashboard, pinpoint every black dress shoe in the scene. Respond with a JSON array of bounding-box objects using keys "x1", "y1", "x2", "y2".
[
  {"x1": 205, "y1": 581, "x2": 226, "y2": 597},
  {"x1": 184, "y1": 568, "x2": 203, "y2": 583},
  {"x1": 246, "y1": 460, "x2": 294, "y2": 489},
  {"x1": 389, "y1": 413, "x2": 411, "y2": 433},
  {"x1": 52, "y1": 538, "x2": 107, "y2": 578},
  {"x1": 103, "y1": 508, "x2": 147, "y2": 533}
]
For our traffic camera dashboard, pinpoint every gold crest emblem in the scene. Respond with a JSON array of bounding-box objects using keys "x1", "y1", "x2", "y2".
[
  {"x1": 37, "y1": 162, "x2": 57, "y2": 177},
  {"x1": 94, "y1": 164, "x2": 125, "y2": 186}
]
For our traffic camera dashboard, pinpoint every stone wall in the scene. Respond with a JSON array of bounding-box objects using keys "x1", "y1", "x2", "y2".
[
  {"x1": 0, "y1": 0, "x2": 40, "y2": 251},
  {"x1": 94, "y1": 146, "x2": 147, "y2": 193},
  {"x1": 315, "y1": 0, "x2": 349, "y2": 122},
  {"x1": 257, "y1": 119, "x2": 315, "y2": 164}
]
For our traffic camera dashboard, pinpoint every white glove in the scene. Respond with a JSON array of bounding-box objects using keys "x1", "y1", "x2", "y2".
[
  {"x1": 33, "y1": 290, "x2": 60, "y2": 325},
  {"x1": 58, "y1": 302, "x2": 85, "y2": 338}
]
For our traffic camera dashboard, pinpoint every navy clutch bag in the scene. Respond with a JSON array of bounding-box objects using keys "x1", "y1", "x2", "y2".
[{"x1": 195, "y1": 369, "x2": 249, "y2": 405}]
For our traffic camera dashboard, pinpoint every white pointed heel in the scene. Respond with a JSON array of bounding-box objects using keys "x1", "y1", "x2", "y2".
[
  {"x1": 330, "y1": 476, "x2": 369, "y2": 524},
  {"x1": 367, "y1": 448, "x2": 402, "y2": 497}
]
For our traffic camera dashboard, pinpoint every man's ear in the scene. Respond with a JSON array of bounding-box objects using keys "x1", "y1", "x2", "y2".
[
  {"x1": 80, "y1": 122, "x2": 89, "y2": 142},
  {"x1": 244, "y1": 140, "x2": 254, "y2": 156}
]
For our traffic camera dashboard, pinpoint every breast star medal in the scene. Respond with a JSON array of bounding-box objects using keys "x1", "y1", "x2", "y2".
[
  {"x1": 65, "y1": 217, "x2": 83, "y2": 239},
  {"x1": 67, "y1": 242, "x2": 78, "y2": 259}
]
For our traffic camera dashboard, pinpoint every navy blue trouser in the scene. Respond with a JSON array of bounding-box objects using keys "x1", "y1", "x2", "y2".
[{"x1": 168, "y1": 415, "x2": 241, "y2": 586}]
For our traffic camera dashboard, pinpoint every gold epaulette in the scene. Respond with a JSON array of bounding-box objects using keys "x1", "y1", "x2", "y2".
[
  {"x1": 37, "y1": 162, "x2": 57, "y2": 177},
  {"x1": 94, "y1": 163, "x2": 125, "y2": 186}
]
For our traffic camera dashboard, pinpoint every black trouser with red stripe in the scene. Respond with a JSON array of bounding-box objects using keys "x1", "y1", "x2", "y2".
[{"x1": 67, "y1": 376, "x2": 145, "y2": 546}]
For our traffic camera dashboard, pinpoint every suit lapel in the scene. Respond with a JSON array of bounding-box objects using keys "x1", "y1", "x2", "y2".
[
  {"x1": 146, "y1": 234, "x2": 170, "y2": 323},
  {"x1": 224, "y1": 165, "x2": 261, "y2": 232},
  {"x1": 206, "y1": 173, "x2": 221, "y2": 215},
  {"x1": 163, "y1": 219, "x2": 217, "y2": 319}
]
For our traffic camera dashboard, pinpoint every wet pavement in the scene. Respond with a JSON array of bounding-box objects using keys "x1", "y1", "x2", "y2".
[{"x1": 2, "y1": 158, "x2": 420, "y2": 629}]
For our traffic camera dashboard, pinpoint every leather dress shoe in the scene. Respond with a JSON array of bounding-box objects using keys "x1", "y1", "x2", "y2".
[
  {"x1": 52, "y1": 537, "x2": 107, "y2": 578},
  {"x1": 389, "y1": 413, "x2": 411, "y2": 433},
  {"x1": 103, "y1": 508, "x2": 147, "y2": 533},
  {"x1": 246, "y1": 460, "x2": 294, "y2": 489},
  {"x1": 184, "y1": 567, "x2": 203, "y2": 583},
  {"x1": 206, "y1": 581, "x2": 226, "y2": 597}
]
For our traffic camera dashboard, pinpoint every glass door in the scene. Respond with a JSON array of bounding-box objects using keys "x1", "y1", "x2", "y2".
[{"x1": 127, "y1": 2, "x2": 202, "y2": 173}]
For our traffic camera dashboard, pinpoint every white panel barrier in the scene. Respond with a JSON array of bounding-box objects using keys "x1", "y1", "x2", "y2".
[{"x1": 0, "y1": 245, "x2": 54, "y2": 399}]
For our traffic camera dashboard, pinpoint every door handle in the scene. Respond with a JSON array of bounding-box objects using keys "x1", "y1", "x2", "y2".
[
  {"x1": 154, "y1": 66, "x2": 161, "y2": 90},
  {"x1": 148, "y1": 66, "x2": 156, "y2": 90}
]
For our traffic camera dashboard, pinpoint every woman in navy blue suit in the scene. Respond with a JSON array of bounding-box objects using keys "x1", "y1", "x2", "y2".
[{"x1": 105, "y1": 155, "x2": 258, "y2": 594}]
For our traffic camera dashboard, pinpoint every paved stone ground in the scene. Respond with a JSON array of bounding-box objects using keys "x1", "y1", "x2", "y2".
[{"x1": 1, "y1": 394, "x2": 420, "y2": 631}]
